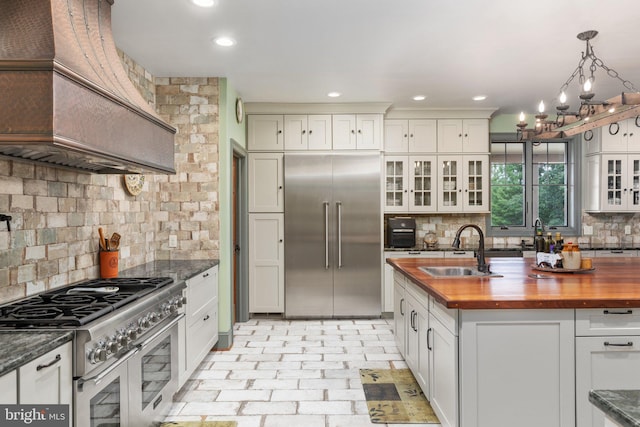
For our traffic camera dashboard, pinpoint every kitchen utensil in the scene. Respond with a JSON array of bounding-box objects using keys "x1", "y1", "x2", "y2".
[
  {"x1": 98, "y1": 227, "x2": 106, "y2": 251},
  {"x1": 67, "y1": 286, "x2": 119, "y2": 294},
  {"x1": 109, "y1": 232, "x2": 121, "y2": 250}
]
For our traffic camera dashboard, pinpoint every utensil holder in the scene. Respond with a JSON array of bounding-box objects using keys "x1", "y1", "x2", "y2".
[{"x1": 99, "y1": 250, "x2": 119, "y2": 278}]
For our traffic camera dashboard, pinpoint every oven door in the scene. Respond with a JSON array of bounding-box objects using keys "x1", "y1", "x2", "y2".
[
  {"x1": 74, "y1": 346, "x2": 135, "y2": 427},
  {"x1": 128, "y1": 313, "x2": 183, "y2": 427}
]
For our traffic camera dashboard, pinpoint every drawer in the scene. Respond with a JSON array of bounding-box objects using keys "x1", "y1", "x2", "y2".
[
  {"x1": 393, "y1": 271, "x2": 406, "y2": 289},
  {"x1": 595, "y1": 250, "x2": 638, "y2": 257},
  {"x1": 444, "y1": 250, "x2": 474, "y2": 258},
  {"x1": 576, "y1": 308, "x2": 640, "y2": 336},
  {"x1": 186, "y1": 303, "x2": 219, "y2": 371},
  {"x1": 429, "y1": 298, "x2": 458, "y2": 336},
  {"x1": 385, "y1": 251, "x2": 444, "y2": 259},
  {"x1": 405, "y1": 279, "x2": 429, "y2": 310}
]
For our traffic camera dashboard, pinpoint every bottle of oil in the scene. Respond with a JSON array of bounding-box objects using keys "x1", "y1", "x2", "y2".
[
  {"x1": 554, "y1": 232, "x2": 563, "y2": 254},
  {"x1": 545, "y1": 232, "x2": 555, "y2": 253},
  {"x1": 535, "y1": 230, "x2": 545, "y2": 253}
]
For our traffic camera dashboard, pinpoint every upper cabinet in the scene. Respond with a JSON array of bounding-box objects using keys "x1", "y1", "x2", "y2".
[
  {"x1": 384, "y1": 119, "x2": 437, "y2": 153},
  {"x1": 249, "y1": 153, "x2": 284, "y2": 212},
  {"x1": 333, "y1": 114, "x2": 382, "y2": 150},
  {"x1": 600, "y1": 118, "x2": 640, "y2": 152},
  {"x1": 385, "y1": 155, "x2": 437, "y2": 213},
  {"x1": 248, "y1": 115, "x2": 284, "y2": 151},
  {"x1": 438, "y1": 155, "x2": 489, "y2": 213},
  {"x1": 284, "y1": 115, "x2": 332, "y2": 151},
  {"x1": 437, "y1": 119, "x2": 489, "y2": 153}
]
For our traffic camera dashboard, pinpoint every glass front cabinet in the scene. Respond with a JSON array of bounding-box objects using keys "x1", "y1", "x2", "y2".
[
  {"x1": 437, "y1": 155, "x2": 489, "y2": 212},
  {"x1": 601, "y1": 154, "x2": 640, "y2": 211},
  {"x1": 385, "y1": 156, "x2": 437, "y2": 213}
]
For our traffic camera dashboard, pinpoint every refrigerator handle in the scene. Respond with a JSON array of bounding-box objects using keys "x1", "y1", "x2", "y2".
[
  {"x1": 324, "y1": 202, "x2": 330, "y2": 269},
  {"x1": 337, "y1": 201, "x2": 343, "y2": 269}
]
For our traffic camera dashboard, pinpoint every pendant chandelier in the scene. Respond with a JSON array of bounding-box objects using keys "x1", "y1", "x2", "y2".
[{"x1": 516, "y1": 30, "x2": 640, "y2": 141}]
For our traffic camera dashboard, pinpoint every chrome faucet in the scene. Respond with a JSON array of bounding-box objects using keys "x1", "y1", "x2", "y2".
[{"x1": 452, "y1": 224, "x2": 490, "y2": 273}]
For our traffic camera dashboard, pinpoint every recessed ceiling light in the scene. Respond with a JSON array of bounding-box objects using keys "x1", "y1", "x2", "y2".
[
  {"x1": 191, "y1": 0, "x2": 215, "y2": 7},
  {"x1": 327, "y1": 92, "x2": 341, "y2": 98},
  {"x1": 413, "y1": 95, "x2": 426, "y2": 101},
  {"x1": 214, "y1": 37, "x2": 236, "y2": 47},
  {"x1": 472, "y1": 95, "x2": 487, "y2": 101}
]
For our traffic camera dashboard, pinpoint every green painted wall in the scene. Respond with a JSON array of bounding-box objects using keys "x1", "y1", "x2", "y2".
[
  {"x1": 490, "y1": 113, "x2": 521, "y2": 133},
  {"x1": 218, "y1": 78, "x2": 246, "y2": 341}
]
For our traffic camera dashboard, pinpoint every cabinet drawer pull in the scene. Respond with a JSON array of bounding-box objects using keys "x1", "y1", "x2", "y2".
[
  {"x1": 603, "y1": 310, "x2": 633, "y2": 315},
  {"x1": 203, "y1": 315, "x2": 210, "y2": 321},
  {"x1": 203, "y1": 273, "x2": 210, "y2": 278},
  {"x1": 400, "y1": 298, "x2": 405, "y2": 316},
  {"x1": 427, "y1": 327, "x2": 433, "y2": 351},
  {"x1": 36, "y1": 354, "x2": 61, "y2": 371},
  {"x1": 604, "y1": 341, "x2": 634, "y2": 347}
]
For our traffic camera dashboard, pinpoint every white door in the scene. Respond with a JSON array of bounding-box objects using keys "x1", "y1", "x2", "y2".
[
  {"x1": 409, "y1": 119, "x2": 437, "y2": 152},
  {"x1": 409, "y1": 155, "x2": 437, "y2": 212},
  {"x1": 384, "y1": 119, "x2": 409, "y2": 152},
  {"x1": 437, "y1": 119, "x2": 463, "y2": 152},
  {"x1": 462, "y1": 119, "x2": 489, "y2": 153},
  {"x1": 308, "y1": 115, "x2": 332, "y2": 150},
  {"x1": 356, "y1": 114, "x2": 381, "y2": 150},
  {"x1": 384, "y1": 156, "x2": 409, "y2": 212},
  {"x1": 332, "y1": 114, "x2": 357, "y2": 150},
  {"x1": 429, "y1": 313, "x2": 458, "y2": 427},
  {"x1": 248, "y1": 115, "x2": 284, "y2": 151},
  {"x1": 284, "y1": 115, "x2": 308, "y2": 150},
  {"x1": 438, "y1": 156, "x2": 463, "y2": 212},
  {"x1": 462, "y1": 155, "x2": 489, "y2": 212}
]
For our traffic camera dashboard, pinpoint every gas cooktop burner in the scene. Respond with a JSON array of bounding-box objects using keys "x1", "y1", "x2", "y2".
[{"x1": 0, "y1": 277, "x2": 174, "y2": 328}]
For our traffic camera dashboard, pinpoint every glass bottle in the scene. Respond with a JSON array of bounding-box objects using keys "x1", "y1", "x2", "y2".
[
  {"x1": 554, "y1": 232, "x2": 563, "y2": 254},
  {"x1": 545, "y1": 232, "x2": 555, "y2": 253},
  {"x1": 535, "y1": 230, "x2": 545, "y2": 253}
]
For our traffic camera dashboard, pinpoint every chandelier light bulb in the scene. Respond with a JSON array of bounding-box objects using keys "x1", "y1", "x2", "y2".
[
  {"x1": 538, "y1": 101, "x2": 545, "y2": 113},
  {"x1": 519, "y1": 112, "x2": 525, "y2": 122},
  {"x1": 583, "y1": 79, "x2": 592, "y2": 92},
  {"x1": 559, "y1": 91, "x2": 567, "y2": 104}
]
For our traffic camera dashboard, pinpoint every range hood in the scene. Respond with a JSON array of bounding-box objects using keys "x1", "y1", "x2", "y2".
[{"x1": 0, "y1": 0, "x2": 176, "y2": 174}]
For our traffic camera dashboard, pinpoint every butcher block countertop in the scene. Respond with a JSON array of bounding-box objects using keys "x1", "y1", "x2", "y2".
[{"x1": 387, "y1": 257, "x2": 640, "y2": 310}]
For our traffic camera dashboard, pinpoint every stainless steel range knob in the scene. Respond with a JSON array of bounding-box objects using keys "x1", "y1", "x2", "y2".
[
  {"x1": 127, "y1": 329, "x2": 137, "y2": 340},
  {"x1": 169, "y1": 303, "x2": 177, "y2": 314},
  {"x1": 175, "y1": 298, "x2": 183, "y2": 308},
  {"x1": 181, "y1": 296, "x2": 187, "y2": 305},
  {"x1": 117, "y1": 334, "x2": 128, "y2": 346},
  {"x1": 89, "y1": 348, "x2": 107, "y2": 363},
  {"x1": 107, "y1": 341, "x2": 119, "y2": 354},
  {"x1": 139, "y1": 317, "x2": 150, "y2": 328},
  {"x1": 149, "y1": 312, "x2": 159, "y2": 323}
]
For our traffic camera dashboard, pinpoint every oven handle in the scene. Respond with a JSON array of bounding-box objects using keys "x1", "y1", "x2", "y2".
[
  {"x1": 137, "y1": 313, "x2": 184, "y2": 350},
  {"x1": 80, "y1": 346, "x2": 140, "y2": 388}
]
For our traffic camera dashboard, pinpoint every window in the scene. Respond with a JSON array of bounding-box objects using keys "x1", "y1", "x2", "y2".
[{"x1": 487, "y1": 134, "x2": 581, "y2": 237}]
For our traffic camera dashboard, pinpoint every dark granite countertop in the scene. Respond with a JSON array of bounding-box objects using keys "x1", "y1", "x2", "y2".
[
  {"x1": 119, "y1": 259, "x2": 219, "y2": 283},
  {"x1": 589, "y1": 390, "x2": 640, "y2": 427},
  {"x1": 0, "y1": 331, "x2": 74, "y2": 376}
]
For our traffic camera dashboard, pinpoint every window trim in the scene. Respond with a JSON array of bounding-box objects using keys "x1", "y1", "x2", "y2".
[{"x1": 486, "y1": 132, "x2": 582, "y2": 239}]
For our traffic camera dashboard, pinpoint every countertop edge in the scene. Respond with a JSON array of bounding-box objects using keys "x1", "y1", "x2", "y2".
[
  {"x1": 0, "y1": 331, "x2": 74, "y2": 377},
  {"x1": 589, "y1": 390, "x2": 640, "y2": 427}
]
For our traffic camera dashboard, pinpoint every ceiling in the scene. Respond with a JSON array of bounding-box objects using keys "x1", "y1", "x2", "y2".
[{"x1": 111, "y1": 0, "x2": 640, "y2": 116}]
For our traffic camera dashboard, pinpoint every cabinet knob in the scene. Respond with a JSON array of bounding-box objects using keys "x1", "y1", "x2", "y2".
[
  {"x1": 404, "y1": 134, "x2": 408, "y2": 138},
  {"x1": 309, "y1": 130, "x2": 313, "y2": 134},
  {"x1": 410, "y1": 134, "x2": 414, "y2": 138},
  {"x1": 279, "y1": 239, "x2": 283, "y2": 243},
  {"x1": 351, "y1": 129, "x2": 356, "y2": 134},
  {"x1": 278, "y1": 130, "x2": 282, "y2": 134},
  {"x1": 464, "y1": 133, "x2": 468, "y2": 137},
  {"x1": 358, "y1": 129, "x2": 362, "y2": 134},
  {"x1": 458, "y1": 133, "x2": 462, "y2": 137},
  {"x1": 302, "y1": 130, "x2": 306, "y2": 134},
  {"x1": 279, "y1": 186, "x2": 283, "y2": 189}
]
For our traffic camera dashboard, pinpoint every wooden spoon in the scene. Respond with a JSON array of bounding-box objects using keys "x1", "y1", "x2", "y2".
[
  {"x1": 109, "y1": 232, "x2": 121, "y2": 251},
  {"x1": 98, "y1": 227, "x2": 106, "y2": 251}
]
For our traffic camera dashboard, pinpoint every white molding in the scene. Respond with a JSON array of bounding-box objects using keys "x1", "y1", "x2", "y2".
[
  {"x1": 244, "y1": 102, "x2": 392, "y2": 114},
  {"x1": 385, "y1": 108, "x2": 497, "y2": 120}
]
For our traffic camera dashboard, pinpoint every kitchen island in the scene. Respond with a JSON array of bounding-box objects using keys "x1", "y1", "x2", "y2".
[{"x1": 387, "y1": 257, "x2": 640, "y2": 427}]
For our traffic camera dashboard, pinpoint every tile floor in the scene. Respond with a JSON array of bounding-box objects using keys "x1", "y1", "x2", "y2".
[{"x1": 166, "y1": 317, "x2": 439, "y2": 427}]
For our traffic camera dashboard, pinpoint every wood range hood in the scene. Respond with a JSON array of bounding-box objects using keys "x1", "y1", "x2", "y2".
[{"x1": 0, "y1": 0, "x2": 176, "y2": 174}]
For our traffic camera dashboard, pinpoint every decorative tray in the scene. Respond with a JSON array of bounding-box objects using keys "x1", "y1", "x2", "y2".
[{"x1": 531, "y1": 265, "x2": 595, "y2": 274}]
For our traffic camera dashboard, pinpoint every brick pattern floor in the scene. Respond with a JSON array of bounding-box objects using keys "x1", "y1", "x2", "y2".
[{"x1": 166, "y1": 318, "x2": 440, "y2": 427}]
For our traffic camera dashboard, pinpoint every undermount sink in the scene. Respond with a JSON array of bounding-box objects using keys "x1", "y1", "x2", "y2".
[{"x1": 419, "y1": 266, "x2": 503, "y2": 278}]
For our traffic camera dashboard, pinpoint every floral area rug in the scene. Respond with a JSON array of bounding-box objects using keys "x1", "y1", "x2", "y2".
[
  {"x1": 159, "y1": 421, "x2": 237, "y2": 427},
  {"x1": 360, "y1": 368, "x2": 440, "y2": 424}
]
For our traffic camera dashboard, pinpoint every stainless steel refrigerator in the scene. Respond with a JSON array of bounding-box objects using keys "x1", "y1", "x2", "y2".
[{"x1": 284, "y1": 153, "x2": 381, "y2": 318}]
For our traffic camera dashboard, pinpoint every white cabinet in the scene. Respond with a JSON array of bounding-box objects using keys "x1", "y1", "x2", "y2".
[
  {"x1": 284, "y1": 114, "x2": 332, "y2": 151},
  {"x1": 248, "y1": 153, "x2": 284, "y2": 212},
  {"x1": 393, "y1": 276, "x2": 407, "y2": 357},
  {"x1": 249, "y1": 213, "x2": 285, "y2": 313},
  {"x1": 404, "y1": 280, "x2": 431, "y2": 398},
  {"x1": 384, "y1": 119, "x2": 437, "y2": 153},
  {"x1": 19, "y1": 341, "x2": 73, "y2": 406},
  {"x1": 248, "y1": 115, "x2": 284, "y2": 151},
  {"x1": 600, "y1": 118, "x2": 640, "y2": 152},
  {"x1": 180, "y1": 265, "x2": 219, "y2": 387},
  {"x1": 384, "y1": 155, "x2": 437, "y2": 213},
  {"x1": 459, "y1": 309, "x2": 575, "y2": 427},
  {"x1": 437, "y1": 119, "x2": 489, "y2": 153},
  {"x1": 0, "y1": 370, "x2": 17, "y2": 404},
  {"x1": 587, "y1": 154, "x2": 640, "y2": 212},
  {"x1": 429, "y1": 304, "x2": 458, "y2": 427},
  {"x1": 575, "y1": 308, "x2": 640, "y2": 427},
  {"x1": 438, "y1": 155, "x2": 489, "y2": 212},
  {"x1": 332, "y1": 114, "x2": 382, "y2": 150}
]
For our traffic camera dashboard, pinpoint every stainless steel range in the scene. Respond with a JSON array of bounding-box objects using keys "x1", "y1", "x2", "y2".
[{"x1": 0, "y1": 276, "x2": 186, "y2": 427}]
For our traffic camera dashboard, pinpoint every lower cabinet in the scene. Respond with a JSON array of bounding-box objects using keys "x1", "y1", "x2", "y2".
[
  {"x1": 19, "y1": 341, "x2": 73, "y2": 406},
  {"x1": 0, "y1": 370, "x2": 17, "y2": 404},
  {"x1": 179, "y1": 265, "x2": 219, "y2": 388},
  {"x1": 429, "y1": 309, "x2": 458, "y2": 427},
  {"x1": 459, "y1": 309, "x2": 575, "y2": 427},
  {"x1": 393, "y1": 276, "x2": 407, "y2": 357},
  {"x1": 575, "y1": 308, "x2": 640, "y2": 427},
  {"x1": 249, "y1": 213, "x2": 285, "y2": 313}
]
